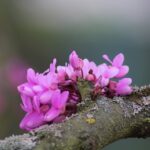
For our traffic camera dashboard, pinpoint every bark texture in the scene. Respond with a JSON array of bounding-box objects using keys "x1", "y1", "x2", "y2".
[{"x1": 0, "y1": 85, "x2": 150, "y2": 150}]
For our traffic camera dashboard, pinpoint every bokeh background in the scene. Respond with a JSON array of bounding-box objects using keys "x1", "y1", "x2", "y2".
[{"x1": 0, "y1": 0, "x2": 150, "y2": 149}]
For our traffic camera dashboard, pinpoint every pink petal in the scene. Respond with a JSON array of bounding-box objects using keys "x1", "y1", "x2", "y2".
[
  {"x1": 102, "y1": 54, "x2": 112, "y2": 64},
  {"x1": 20, "y1": 112, "x2": 45, "y2": 131},
  {"x1": 112, "y1": 53, "x2": 124, "y2": 67},
  {"x1": 46, "y1": 73, "x2": 58, "y2": 89},
  {"x1": 109, "y1": 81, "x2": 117, "y2": 91},
  {"x1": 51, "y1": 90, "x2": 60, "y2": 106},
  {"x1": 40, "y1": 91, "x2": 53, "y2": 104},
  {"x1": 116, "y1": 78, "x2": 132, "y2": 95},
  {"x1": 89, "y1": 61, "x2": 97, "y2": 70},
  {"x1": 97, "y1": 64, "x2": 107, "y2": 76},
  {"x1": 18, "y1": 83, "x2": 34, "y2": 96},
  {"x1": 100, "y1": 77, "x2": 109, "y2": 87},
  {"x1": 58, "y1": 91, "x2": 69, "y2": 108},
  {"x1": 20, "y1": 104, "x2": 27, "y2": 112},
  {"x1": 44, "y1": 107, "x2": 61, "y2": 122},
  {"x1": 32, "y1": 85, "x2": 43, "y2": 93},
  {"x1": 38, "y1": 74, "x2": 49, "y2": 88},
  {"x1": 57, "y1": 66, "x2": 66, "y2": 82},
  {"x1": 51, "y1": 90, "x2": 68, "y2": 109},
  {"x1": 82, "y1": 59, "x2": 90, "y2": 79},
  {"x1": 50, "y1": 58, "x2": 57, "y2": 73},
  {"x1": 33, "y1": 96, "x2": 40, "y2": 112},
  {"x1": 21, "y1": 95, "x2": 33, "y2": 112},
  {"x1": 24, "y1": 86, "x2": 34, "y2": 96},
  {"x1": 118, "y1": 78, "x2": 132, "y2": 86},
  {"x1": 104, "y1": 67, "x2": 119, "y2": 78},
  {"x1": 27, "y1": 68, "x2": 36, "y2": 84},
  {"x1": 115, "y1": 66, "x2": 129, "y2": 78},
  {"x1": 17, "y1": 84, "x2": 24, "y2": 93},
  {"x1": 116, "y1": 86, "x2": 132, "y2": 95},
  {"x1": 65, "y1": 65, "x2": 77, "y2": 81},
  {"x1": 57, "y1": 66, "x2": 66, "y2": 72},
  {"x1": 86, "y1": 74, "x2": 95, "y2": 81},
  {"x1": 69, "y1": 51, "x2": 83, "y2": 69}
]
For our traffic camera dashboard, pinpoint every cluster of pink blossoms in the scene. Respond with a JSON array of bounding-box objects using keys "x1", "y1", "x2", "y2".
[{"x1": 18, "y1": 51, "x2": 132, "y2": 131}]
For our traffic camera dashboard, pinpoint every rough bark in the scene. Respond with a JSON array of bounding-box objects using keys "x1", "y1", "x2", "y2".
[{"x1": 0, "y1": 85, "x2": 150, "y2": 150}]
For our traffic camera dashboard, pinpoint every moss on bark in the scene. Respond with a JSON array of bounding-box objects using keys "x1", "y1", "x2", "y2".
[{"x1": 0, "y1": 85, "x2": 150, "y2": 150}]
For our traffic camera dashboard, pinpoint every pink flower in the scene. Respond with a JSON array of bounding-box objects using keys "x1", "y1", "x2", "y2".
[
  {"x1": 65, "y1": 65, "x2": 78, "y2": 81},
  {"x1": 18, "y1": 83, "x2": 35, "y2": 97},
  {"x1": 20, "y1": 111, "x2": 45, "y2": 131},
  {"x1": 49, "y1": 58, "x2": 57, "y2": 73},
  {"x1": 69, "y1": 51, "x2": 83, "y2": 70},
  {"x1": 38, "y1": 73, "x2": 58, "y2": 90},
  {"x1": 39, "y1": 90, "x2": 53, "y2": 104},
  {"x1": 44, "y1": 90, "x2": 69, "y2": 121},
  {"x1": 115, "y1": 78, "x2": 132, "y2": 95},
  {"x1": 20, "y1": 95, "x2": 33, "y2": 113},
  {"x1": 82, "y1": 59, "x2": 97, "y2": 81},
  {"x1": 57, "y1": 66, "x2": 68, "y2": 82},
  {"x1": 99, "y1": 65, "x2": 119, "y2": 87},
  {"x1": 18, "y1": 51, "x2": 133, "y2": 131},
  {"x1": 103, "y1": 53, "x2": 129, "y2": 78},
  {"x1": 27, "y1": 68, "x2": 37, "y2": 84},
  {"x1": 19, "y1": 90, "x2": 69, "y2": 130}
]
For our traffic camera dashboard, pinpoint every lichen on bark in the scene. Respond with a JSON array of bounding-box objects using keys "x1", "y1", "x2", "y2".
[{"x1": 0, "y1": 85, "x2": 150, "y2": 150}]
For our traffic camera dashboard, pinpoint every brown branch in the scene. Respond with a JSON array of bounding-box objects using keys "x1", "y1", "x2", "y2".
[{"x1": 0, "y1": 85, "x2": 150, "y2": 150}]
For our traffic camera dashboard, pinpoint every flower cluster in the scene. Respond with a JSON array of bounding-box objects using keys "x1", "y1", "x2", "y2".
[{"x1": 18, "y1": 51, "x2": 132, "y2": 131}]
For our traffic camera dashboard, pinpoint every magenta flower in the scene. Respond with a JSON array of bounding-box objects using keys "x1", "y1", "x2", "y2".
[
  {"x1": 115, "y1": 78, "x2": 132, "y2": 95},
  {"x1": 18, "y1": 51, "x2": 132, "y2": 131},
  {"x1": 103, "y1": 53, "x2": 129, "y2": 78},
  {"x1": 20, "y1": 111, "x2": 45, "y2": 131},
  {"x1": 69, "y1": 51, "x2": 83, "y2": 70},
  {"x1": 44, "y1": 90, "x2": 69, "y2": 121},
  {"x1": 81, "y1": 59, "x2": 98, "y2": 81},
  {"x1": 97, "y1": 64, "x2": 119, "y2": 87}
]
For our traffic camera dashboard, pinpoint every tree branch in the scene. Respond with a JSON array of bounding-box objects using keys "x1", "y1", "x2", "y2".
[{"x1": 0, "y1": 85, "x2": 150, "y2": 150}]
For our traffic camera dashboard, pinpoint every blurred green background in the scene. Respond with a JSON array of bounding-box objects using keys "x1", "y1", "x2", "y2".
[{"x1": 0, "y1": 0, "x2": 150, "y2": 149}]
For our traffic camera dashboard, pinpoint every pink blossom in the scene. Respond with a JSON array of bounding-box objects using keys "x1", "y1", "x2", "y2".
[
  {"x1": 18, "y1": 51, "x2": 132, "y2": 131},
  {"x1": 65, "y1": 65, "x2": 78, "y2": 81},
  {"x1": 20, "y1": 111, "x2": 45, "y2": 131},
  {"x1": 99, "y1": 65, "x2": 119, "y2": 87},
  {"x1": 103, "y1": 53, "x2": 129, "y2": 78},
  {"x1": 27, "y1": 68, "x2": 37, "y2": 84},
  {"x1": 115, "y1": 78, "x2": 132, "y2": 95},
  {"x1": 69, "y1": 51, "x2": 83, "y2": 70},
  {"x1": 19, "y1": 89, "x2": 69, "y2": 130},
  {"x1": 57, "y1": 66, "x2": 67, "y2": 82},
  {"x1": 44, "y1": 90, "x2": 69, "y2": 121},
  {"x1": 82, "y1": 59, "x2": 98, "y2": 81},
  {"x1": 49, "y1": 58, "x2": 57, "y2": 73}
]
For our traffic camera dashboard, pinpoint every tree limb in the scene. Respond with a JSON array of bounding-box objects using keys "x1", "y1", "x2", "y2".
[{"x1": 0, "y1": 85, "x2": 150, "y2": 150}]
